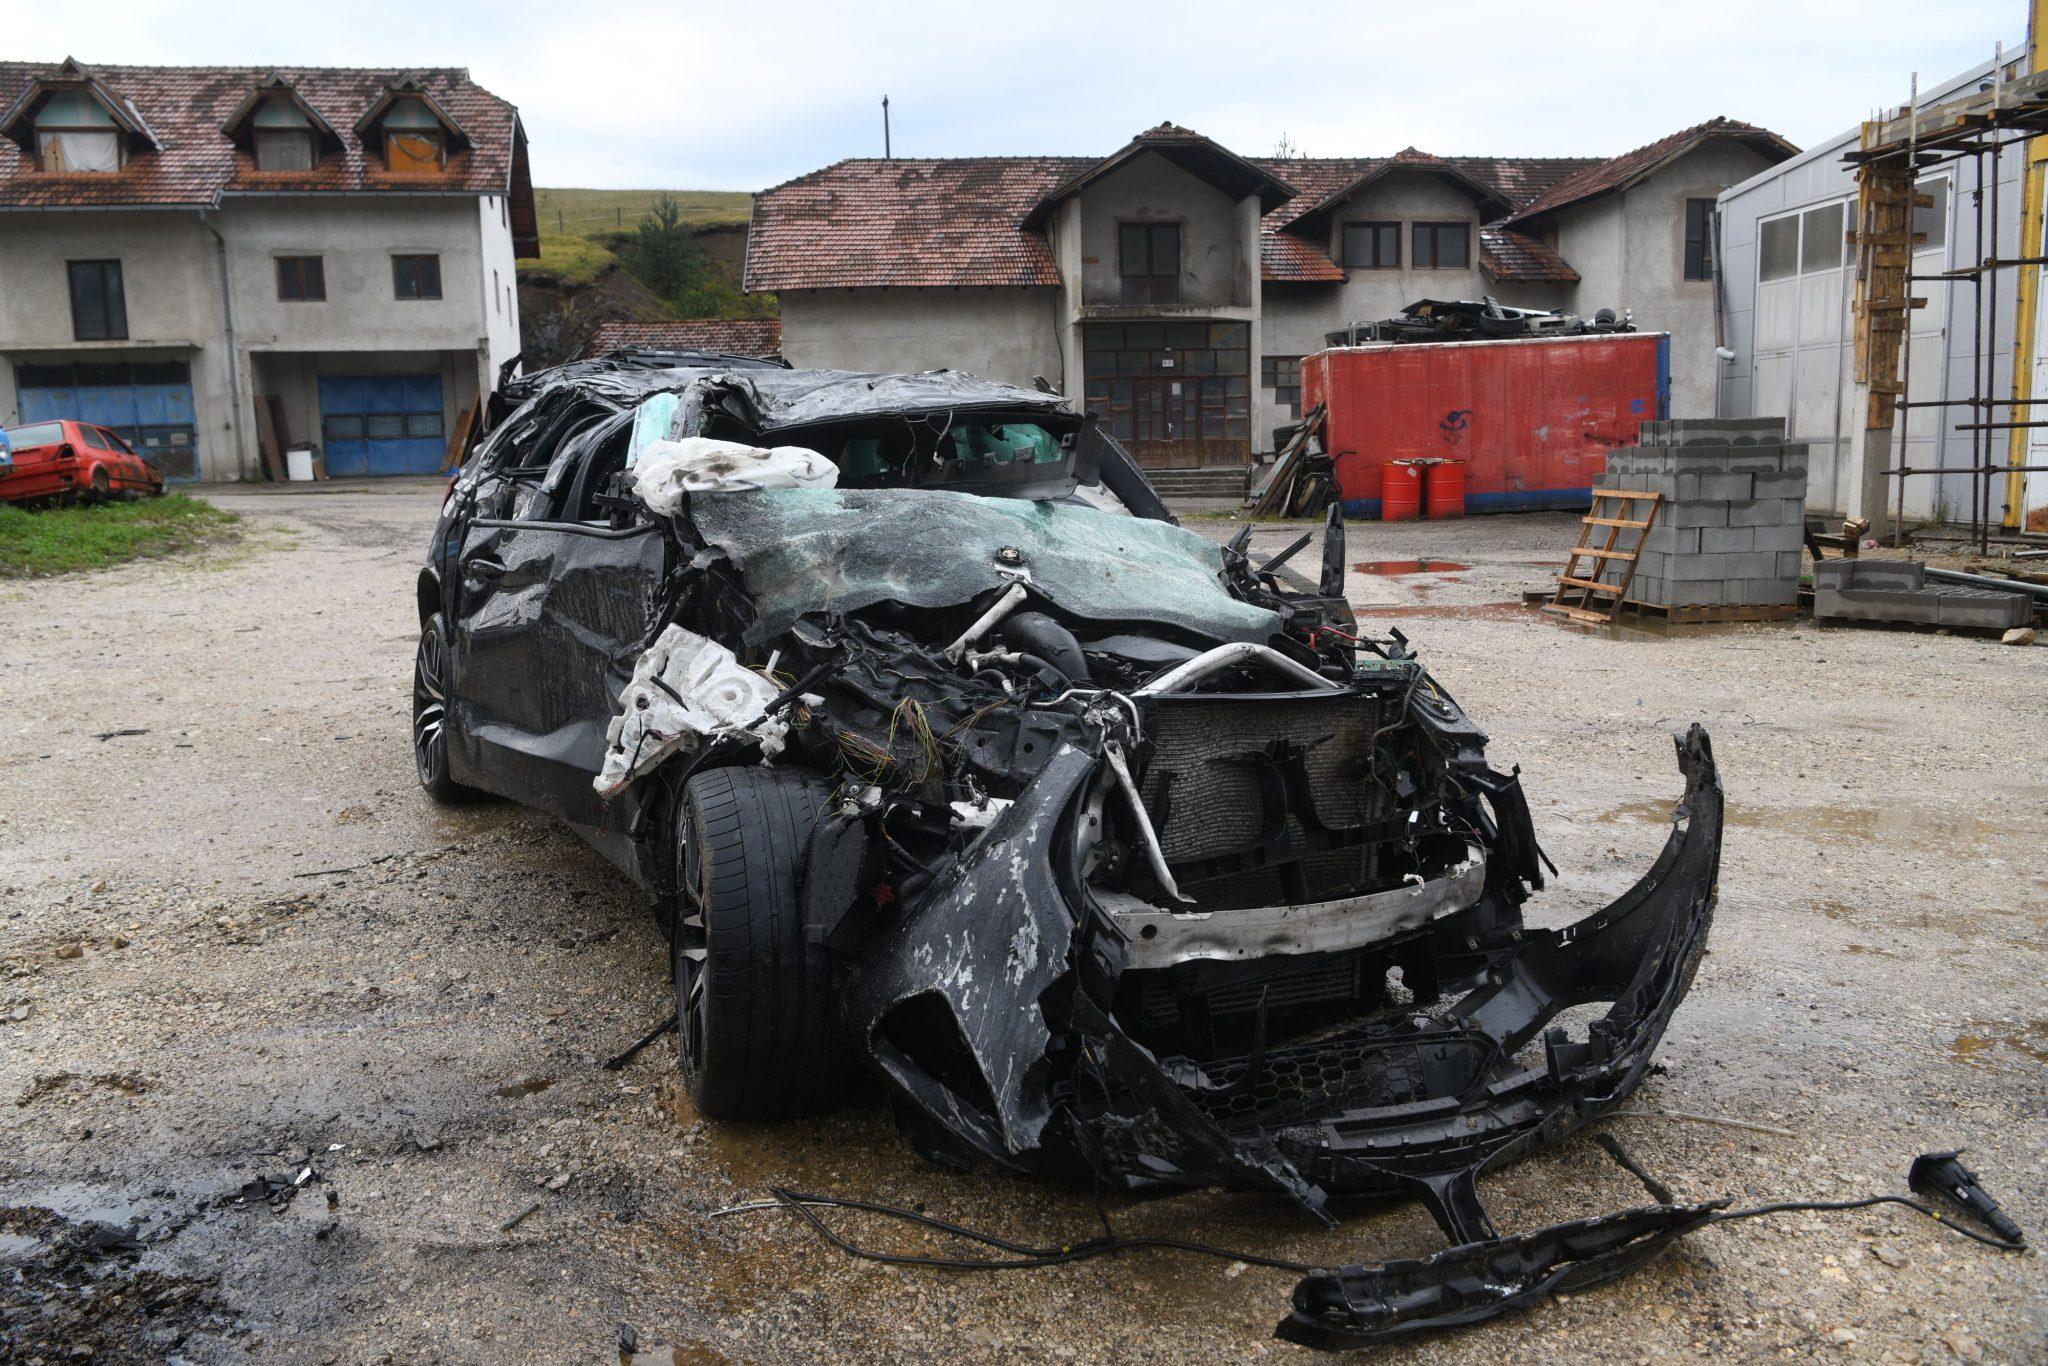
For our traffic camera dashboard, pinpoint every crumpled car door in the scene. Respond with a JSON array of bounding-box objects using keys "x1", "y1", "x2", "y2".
[{"x1": 446, "y1": 515, "x2": 667, "y2": 829}]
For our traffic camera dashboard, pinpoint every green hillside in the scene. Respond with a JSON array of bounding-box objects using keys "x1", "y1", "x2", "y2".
[{"x1": 533, "y1": 187, "x2": 752, "y2": 238}]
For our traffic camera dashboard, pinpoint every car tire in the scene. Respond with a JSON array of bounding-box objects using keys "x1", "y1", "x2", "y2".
[
  {"x1": 674, "y1": 766, "x2": 851, "y2": 1120},
  {"x1": 412, "y1": 614, "x2": 482, "y2": 804},
  {"x1": 89, "y1": 468, "x2": 110, "y2": 503}
]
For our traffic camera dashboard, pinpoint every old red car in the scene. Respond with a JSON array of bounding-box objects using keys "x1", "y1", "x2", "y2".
[{"x1": 0, "y1": 419, "x2": 166, "y2": 506}]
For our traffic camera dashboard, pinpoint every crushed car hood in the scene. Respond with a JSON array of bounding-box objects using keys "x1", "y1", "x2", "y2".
[{"x1": 687, "y1": 487, "x2": 1282, "y2": 648}]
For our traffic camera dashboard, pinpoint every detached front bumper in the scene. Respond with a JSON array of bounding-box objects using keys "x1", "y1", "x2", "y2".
[{"x1": 842, "y1": 725, "x2": 1723, "y2": 1344}]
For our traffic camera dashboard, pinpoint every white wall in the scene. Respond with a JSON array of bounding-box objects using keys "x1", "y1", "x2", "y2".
[
  {"x1": 1076, "y1": 153, "x2": 1248, "y2": 309},
  {"x1": 0, "y1": 193, "x2": 504, "y2": 480},
  {"x1": 1552, "y1": 142, "x2": 1780, "y2": 419},
  {"x1": 479, "y1": 193, "x2": 522, "y2": 382},
  {"x1": 1718, "y1": 49, "x2": 2025, "y2": 520},
  {"x1": 778, "y1": 287, "x2": 1062, "y2": 390},
  {"x1": 1308, "y1": 170, "x2": 1492, "y2": 340},
  {"x1": 220, "y1": 196, "x2": 492, "y2": 354},
  {"x1": 0, "y1": 209, "x2": 238, "y2": 476}
]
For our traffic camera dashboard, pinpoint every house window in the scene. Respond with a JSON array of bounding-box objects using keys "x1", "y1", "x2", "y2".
[
  {"x1": 35, "y1": 90, "x2": 122, "y2": 173},
  {"x1": 1684, "y1": 199, "x2": 1715, "y2": 281},
  {"x1": 1261, "y1": 355, "x2": 1303, "y2": 419},
  {"x1": 67, "y1": 260, "x2": 127, "y2": 340},
  {"x1": 1118, "y1": 222, "x2": 1181, "y2": 305},
  {"x1": 392, "y1": 254, "x2": 442, "y2": 300},
  {"x1": 1340, "y1": 222, "x2": 1400, "y2": 269},
  {"x1": 276, "y1": 255, "x2": 326, "y2": 301},
  {"x1": 381, "y1": 97, "x2": 445, "y2": 174},
  {"x1": 252, "y1": 96, "x2": 316, "y2": 171},
  {"x1": 1412, "y1": 222, "x2": 1470, "y2": 269}
]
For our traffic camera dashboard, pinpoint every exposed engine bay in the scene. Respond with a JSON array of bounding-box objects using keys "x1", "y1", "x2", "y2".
[{"x1": 426, "y1": 351, "x2": 1729, "y2": 1345}]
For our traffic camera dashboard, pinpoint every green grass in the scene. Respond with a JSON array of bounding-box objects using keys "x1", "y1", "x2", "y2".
[
  {"x1": 0, "y1": 494, "x2": 240, "y2": 577},
  {"x1": 520, "y1": 189, "x2": 752, "y2": 286},
  {"x1": 532, "y1": 187, "x2": 752, "y2": 237},
  {"x1": 523, "y1": 232, "x2": 620, "y2": 285}
]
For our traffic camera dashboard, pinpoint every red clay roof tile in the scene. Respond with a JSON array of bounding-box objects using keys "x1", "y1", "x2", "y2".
[
  {"x1": 746, "y1": 157, "x2": 1089, "y2": 291},
  {"x1": 1478, "y1": 227, "x2": 1580, "y2": 283},
  {"x1": 1505, "y1": 117, "x2": 1797, "y2": 223},
  {"x1": 748, "y1": 124, "x2": 1788, "y2": 293},
  {"x1": 0, "y1": 61, "x2": 523, "y2": 208},
  {"x1": 1261, "y1": 232, "x2": 1345, "y2": 283},
  {"x1": 583, "y1": 318, "x2": 782, "y2": 359}
]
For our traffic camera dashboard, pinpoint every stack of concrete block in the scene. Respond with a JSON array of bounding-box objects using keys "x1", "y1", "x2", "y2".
[
  {"x1": 1593, "y1": 418, "x2": 1808, "y2": 609},
  {"x1": 1812, "y1": 559, "x2": 2033, "y2": 630}
]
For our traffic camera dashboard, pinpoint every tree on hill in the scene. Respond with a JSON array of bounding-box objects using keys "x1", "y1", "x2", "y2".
[{"x1": 626, "y1": 193, "x2": 700, "y2": 301}]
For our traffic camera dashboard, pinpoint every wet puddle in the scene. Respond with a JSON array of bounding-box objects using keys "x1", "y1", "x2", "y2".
[
  {"x1": 1354, "y1": 559, "x2": 1469, "y2": 575},
  {"x1": 1370, "y1": 600, "x2": 1531, "y2": 621},
  {"x1": 493, "y1": 1076, "x2": 555, "y2": 1099},
  {"x1": 1950, "y1": 1020, "x2": 2048, "y2": 1069}
]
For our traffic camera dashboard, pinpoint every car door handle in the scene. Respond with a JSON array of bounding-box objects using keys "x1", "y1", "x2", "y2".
[{"x1": 465, "y1": 557, "x2": 506, "y2": 581}]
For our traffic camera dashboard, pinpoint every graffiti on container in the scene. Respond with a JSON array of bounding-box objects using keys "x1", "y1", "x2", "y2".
[{"x1": 1440, "y1": 409, "x2": 1472, "y2": 447}]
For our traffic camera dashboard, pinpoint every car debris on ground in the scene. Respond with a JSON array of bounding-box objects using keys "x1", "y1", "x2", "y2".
[
  {"x1": 1324, "y1": 296, "x2": 1636, "y2": 348},
  {"x1": 404, "y1": 349, "x2": 1774, "y2": 1343}
]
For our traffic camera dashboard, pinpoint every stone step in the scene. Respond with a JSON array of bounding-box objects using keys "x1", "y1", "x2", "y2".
[{"x1": 1146, "y1": 467, "x2": 1250, "y2": 497}]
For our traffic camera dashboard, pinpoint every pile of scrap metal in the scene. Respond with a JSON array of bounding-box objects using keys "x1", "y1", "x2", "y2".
[
  {"x1": 1245, "y1": 403, "x2": 1333, "y2": 516},
  {"x1": 445, "y1": 349, "x2": 1728, "y2": 1346},
  {"x1": 1325, "y1": 297, "x2": 1636, "y2": 348}
]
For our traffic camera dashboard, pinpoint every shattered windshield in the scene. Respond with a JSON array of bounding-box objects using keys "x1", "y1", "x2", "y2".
[{"x1": 687, "y1": 487, "x2": 1283, "y2": 647}]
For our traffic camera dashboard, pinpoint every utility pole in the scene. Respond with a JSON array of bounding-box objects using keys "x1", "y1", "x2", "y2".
[{"x1": 882, "y1": 95, "x2": 891, "y2": 159}]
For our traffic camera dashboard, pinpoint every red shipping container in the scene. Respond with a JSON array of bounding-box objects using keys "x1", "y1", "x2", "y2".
[{"x1": 1301, "y1": 332, "x2": 1670, "y2": 515}]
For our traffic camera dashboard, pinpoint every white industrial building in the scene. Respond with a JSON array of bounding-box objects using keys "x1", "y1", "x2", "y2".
[{"x1": 1716, "y1": 47, "x2": 2043, "y2": 525}]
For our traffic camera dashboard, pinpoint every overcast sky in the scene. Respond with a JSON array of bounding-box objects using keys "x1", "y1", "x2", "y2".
[{"x1": 7, "y1": 1, "x2": 2023, "y2": 189}]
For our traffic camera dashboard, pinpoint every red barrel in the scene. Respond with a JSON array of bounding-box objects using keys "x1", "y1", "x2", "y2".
[
  {"x1": 1382, "y1": 460, "x2": 1423, "y2": 521},
  {"x1": 1425, "y1": 459, "x2": 1467, "y2": 519}
]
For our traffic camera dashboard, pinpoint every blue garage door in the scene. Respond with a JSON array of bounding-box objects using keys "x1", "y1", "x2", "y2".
[
  {"x1": 15, "y1": 360, "x2": 200, "y2": 479},
  {"x1": 318, "y1": 373, "x2": 446, "y2": 477}
]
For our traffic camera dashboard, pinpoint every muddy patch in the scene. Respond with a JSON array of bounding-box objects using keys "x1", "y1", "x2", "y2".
[
  {"x1": 0, "y1": 1205, "x2": 230, "y2": 1360},
  {"x1": 1950, "y1": 1020, "x2": 2048, "y2": 1069},
  {"x1": 14, "y1": 1071, "x2": 151, "y2": 1107}
]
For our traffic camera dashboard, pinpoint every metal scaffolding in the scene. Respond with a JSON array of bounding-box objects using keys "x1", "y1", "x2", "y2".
[{"x1": 1848, "y1": 49, "x2": 2048, "y2": 553}]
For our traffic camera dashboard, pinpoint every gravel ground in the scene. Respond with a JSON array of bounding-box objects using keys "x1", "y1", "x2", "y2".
[{"x1": 0, "y1": 486, "x2": 2042, "y2": 1363}]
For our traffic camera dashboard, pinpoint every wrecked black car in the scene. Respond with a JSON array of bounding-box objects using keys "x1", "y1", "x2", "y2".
[
  {"x1": 413, "y1": 350, "x2": 1724, "y2": 1343},
  {"x1": 1325, "y1": 296, "x2": 1636, "y2": 347}
]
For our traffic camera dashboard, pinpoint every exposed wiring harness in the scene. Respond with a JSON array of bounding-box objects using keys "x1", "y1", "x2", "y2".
[{"x1": 706, "y1": 1138, "x2": 2027, "y2": 1280}]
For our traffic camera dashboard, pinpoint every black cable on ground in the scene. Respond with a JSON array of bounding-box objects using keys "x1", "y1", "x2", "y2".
[
  {"x1": 601, "y1": 1016, "x2": 676, "y2": 1072},
  {"x1": 746, "y1": 1168, "x2": 2025, "y2": 1281},
  {"x1": 1707, "y1": 1195, "x2": 2026, "y2": 1252},
  {"x1": 763, "y1": 1187, "x2": 1327, "y2": 1275}
]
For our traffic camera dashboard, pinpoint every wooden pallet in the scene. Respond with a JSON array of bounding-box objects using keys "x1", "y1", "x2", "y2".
[{"x1": 1542, "y1": 490, "x2": 1663, "y2": 623}]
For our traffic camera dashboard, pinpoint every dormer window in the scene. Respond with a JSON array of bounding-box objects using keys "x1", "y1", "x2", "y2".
[
  {"x1": 381, "y1": 97, "x2": 444, "y2": 174},
  {"x1": 36, "y1": 90, "x2": 121, "y2": 173},
  {"x1": 252, "y1": 96, "x2": 315, "y2": 171}
]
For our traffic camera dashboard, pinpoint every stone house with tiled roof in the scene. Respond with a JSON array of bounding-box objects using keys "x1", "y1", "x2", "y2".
[
  {"x1": 748, "y1": 119, "x2": 1795, "y2": 468},
  {"x1": 0, "y1": 58, "x2": 538, "y2": 480}
]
